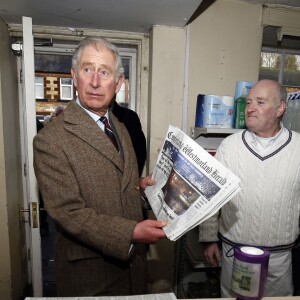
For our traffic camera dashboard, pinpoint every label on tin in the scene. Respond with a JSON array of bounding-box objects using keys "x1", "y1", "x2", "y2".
[{"x1": 231, "y1": 257, "x2": 261, "y2": 297}]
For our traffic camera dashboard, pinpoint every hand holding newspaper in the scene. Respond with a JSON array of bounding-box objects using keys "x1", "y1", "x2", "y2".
[{"x1": 145, "y1": 125, "x2": 241, "y2": 241}]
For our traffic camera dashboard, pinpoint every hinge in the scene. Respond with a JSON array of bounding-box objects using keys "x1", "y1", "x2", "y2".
[
  {"x1": 11, "y1": 42, "x2": 22, "y2": 57},
  {"x1": 20, "y1": 69, "x2": 23, "y2": 84},
  {"x1": 24, "y1": 163, "x2": 27, "y2": 176},
  {"x1": 27, "y1": 248, "x2": 31, "y2": 261}
]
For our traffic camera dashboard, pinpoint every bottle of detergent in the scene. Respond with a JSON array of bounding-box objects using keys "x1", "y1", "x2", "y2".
[{"x1": 233, "y1": 87, "x2": 247, "y2": 129}]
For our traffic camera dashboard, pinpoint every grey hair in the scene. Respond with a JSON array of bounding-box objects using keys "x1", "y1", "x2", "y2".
[
  {"x1": 72, "y1": 37, "x2": 124, "y2": 82},
  {"x1": 254, "y1": 80, "x2": 287, "y2": 107},
  {"x1": 271, "y1": 80, "x2": 287, "y2": 107},
  {"x1": 54, "y1": 105, "x2": 65, "y2": 116}
]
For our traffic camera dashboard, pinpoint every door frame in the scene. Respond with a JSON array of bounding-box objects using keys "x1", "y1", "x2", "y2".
[
  {"x1": 19, "y1": 16, "x2": 43, "y2": 296},
  {"x1": 17, "y1": 22, "x2": 148, "y2": 296}
]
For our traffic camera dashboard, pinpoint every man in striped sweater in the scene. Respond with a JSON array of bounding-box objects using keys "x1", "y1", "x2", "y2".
[{"x1": 199, "y1": 79, "x2": 300, "y2": 296}]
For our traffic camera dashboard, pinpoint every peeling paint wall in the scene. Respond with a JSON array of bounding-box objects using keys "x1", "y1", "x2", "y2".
[{"x1": 188, "y1": 0, "x2": 262, "y2": 130}]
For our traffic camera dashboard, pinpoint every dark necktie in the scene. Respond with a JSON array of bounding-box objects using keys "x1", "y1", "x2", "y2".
[{"x1": 99, "y1": 116, "x2": 119, "y2": 151}]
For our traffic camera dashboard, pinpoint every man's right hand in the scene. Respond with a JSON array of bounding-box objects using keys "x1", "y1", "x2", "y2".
[
  {"x1": 204, "y1": 242, "x2": 221, "y2": 267},
  {"x1": 132, "y1": 219, "x2": 167, "y2": 244}
]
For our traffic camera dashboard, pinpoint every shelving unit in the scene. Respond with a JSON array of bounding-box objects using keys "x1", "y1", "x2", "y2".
[
  {"x1": 175, "y1": 227, "x2": 221, "y2": 299},
  {"x1": 191, "y1": 127, "x2": 242, "y2": 140}
]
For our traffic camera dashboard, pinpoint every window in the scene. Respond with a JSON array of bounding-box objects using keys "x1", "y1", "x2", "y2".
[
  {"x1": 34, "y1": 45, "x2": 138, "y2": 110},
  {"x1": 60, "y1": 77, "x2": 73, "y2": 100},
  {"x1": 259, "y1": 48, "x2": 300, "y2": 90},
  {"x1": 118, "y1": 50, "x2": 137, "y2": 111},
  {"x1": 35, "y1": 76, "x2": 44, "y2": 99}
]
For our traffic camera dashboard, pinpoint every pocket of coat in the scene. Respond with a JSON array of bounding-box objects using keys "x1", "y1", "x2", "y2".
[{"x1": 67, "y1": 245, "x2": 103, "y2": 261}]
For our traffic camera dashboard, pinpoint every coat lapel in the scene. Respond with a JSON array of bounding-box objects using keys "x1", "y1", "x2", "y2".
[
  {"x1": 109, "y1": 112, "x2": 136, "y2": 193},
  {"x1": 63, "y1": 101, "x2": 124, "y2": 172}
]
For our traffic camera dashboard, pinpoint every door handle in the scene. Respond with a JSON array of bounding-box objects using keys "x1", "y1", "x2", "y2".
[
  {"x1": 31, "y1": 202, "x2": 38, "y2": 228},
  {"x1": 20, "y1": 202, "x2": 45, "y2": 228}
]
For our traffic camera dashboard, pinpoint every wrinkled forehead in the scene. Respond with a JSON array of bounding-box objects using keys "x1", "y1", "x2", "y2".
[
  {"x1": 81, "y1": 44, "x2": 114, "y2": 58},
  {"x1": 79, "y1": 45, "x2": 117, "y2": 69}
]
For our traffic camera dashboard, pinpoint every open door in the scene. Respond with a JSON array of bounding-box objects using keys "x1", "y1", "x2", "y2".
[
  {"x1": 19, "y1": 16, "x2": 43, "y2": 296},
  {"x1": 17, "y1": 23, "x2": 141, "y2": 296}
]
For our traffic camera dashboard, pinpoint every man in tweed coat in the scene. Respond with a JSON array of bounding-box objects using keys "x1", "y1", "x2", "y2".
[{"x1": 33, "y1": 37, "x2": 166, "y2": 296}]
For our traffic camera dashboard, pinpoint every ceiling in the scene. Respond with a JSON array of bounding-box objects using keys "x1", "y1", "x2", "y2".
[
  {"x1": 0, "y1": 0, "x2": 203, "y2": 33},
  {"x1": 0, "y1": 0, "x2": 300, "y2": 32},
  {"x1": 240, "y1": 0, "x2": 300, "y2": 6},
  {"x1": 0, "y1": 0, "x2": 299, "y2": 34}
]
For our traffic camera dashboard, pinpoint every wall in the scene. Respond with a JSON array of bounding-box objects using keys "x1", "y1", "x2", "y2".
[
  {"x1": 148, "y1": 25, "x2": 186, "y2": 170},
  {"x1": 147, "y1": 0, "x2": 263, "y2": 293},
  {"x1": 188, "y1": 0, "x2": 263, "y2": 130},
  {"x1": 0, "y1": 18, "x2": 26, "y2": 300},
  {"x1": 147, "y1": 25, "x2": 186, "y2": 293},
  {"x1": 148, "y1": 0, "x2": 263, "y2": 167}
]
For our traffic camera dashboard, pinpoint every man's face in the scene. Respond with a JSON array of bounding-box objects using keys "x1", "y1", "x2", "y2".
[
  {"x1": 71, "y1": 45, "x2": 124, "y2": 116},
  {"x1": 245, "y1": 81, "x2": 285, "y2": 137}
]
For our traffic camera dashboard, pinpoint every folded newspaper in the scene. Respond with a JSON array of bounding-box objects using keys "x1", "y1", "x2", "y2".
[{"x1": 145, "y1": 125, "x2": 241, "y2": 241}]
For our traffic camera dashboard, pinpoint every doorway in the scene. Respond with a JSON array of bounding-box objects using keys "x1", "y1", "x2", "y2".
[
  {"x1": 34, "y1": 48, "x2": 74, "y2": 297},
  {"x1": 33, "y1": 40, "x2": 138, "y2": 296}
]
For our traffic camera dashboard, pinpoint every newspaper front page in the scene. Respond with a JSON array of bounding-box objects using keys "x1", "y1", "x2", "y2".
[{"x1": 145, "y1": 125, "x2": 241, "y2": 241}]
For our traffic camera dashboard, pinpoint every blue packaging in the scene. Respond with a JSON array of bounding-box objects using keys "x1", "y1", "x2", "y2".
[
  {"x1": 195, "y1": 94, "x2": 234, "y2": 128},
  {"x1": 234, "y1": 80, "x2": 255, "y2": 101},
  {"x1": 195, "y1": 94, "x2": 204, "y2": 127}
]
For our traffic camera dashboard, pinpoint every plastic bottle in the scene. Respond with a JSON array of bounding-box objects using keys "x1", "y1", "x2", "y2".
[{"x1": 233, "y1": 87, "x2": 247, "y2": 129}]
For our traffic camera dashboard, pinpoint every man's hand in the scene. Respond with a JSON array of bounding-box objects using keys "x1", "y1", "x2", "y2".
[
  {"x1": 139, "y1": 175, "x2": 155, "y2": 191},
  {"x1": 204, "y1": 242, "x2": 221, "y2": 267},
  {"x1": 132, "y1": 220, "x2": 167, "y2": 244}
]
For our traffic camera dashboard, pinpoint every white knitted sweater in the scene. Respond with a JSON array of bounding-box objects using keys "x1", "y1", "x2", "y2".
[{"x1": 199, "y1": 129, "x2": 300, "y2": 248}]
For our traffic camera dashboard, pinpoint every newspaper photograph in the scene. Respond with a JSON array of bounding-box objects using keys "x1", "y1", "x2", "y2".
[{"x1": 145, "y1": 125, "x2": 241, "y2": 241}]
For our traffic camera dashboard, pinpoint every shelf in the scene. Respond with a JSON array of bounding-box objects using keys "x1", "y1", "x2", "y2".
[{"x1": 191, "y1": 127, "x2": 243, "y2": 139}]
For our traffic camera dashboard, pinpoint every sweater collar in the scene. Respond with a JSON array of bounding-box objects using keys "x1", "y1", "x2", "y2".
[{"x1": 243, "y1": 123, "x2": 292, "y2": 159}]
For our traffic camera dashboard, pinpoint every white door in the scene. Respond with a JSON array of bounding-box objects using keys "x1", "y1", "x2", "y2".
[{"x1": 19, "y1": 16, "x2": 43, "y2": 296}]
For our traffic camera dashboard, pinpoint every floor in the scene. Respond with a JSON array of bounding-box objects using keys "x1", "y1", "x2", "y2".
[{"x1": 184, "y1": 269, "x2": 221, "y2": 298}]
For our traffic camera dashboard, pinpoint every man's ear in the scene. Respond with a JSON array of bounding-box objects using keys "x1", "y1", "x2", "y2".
[
  {"x1": 115, "y1": 75, "x2": 125, "y2": 94},
  {"x1": 277, "y1": 100, "x2": 286, "y2": 118},
  {"x1": 71, "y1": 68, "x2": 77, "y2": 87}
]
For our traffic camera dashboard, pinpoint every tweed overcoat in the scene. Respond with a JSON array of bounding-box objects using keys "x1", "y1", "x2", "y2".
[{"x1": 33, "y1": 100, "x2": 147, "y2": 296}]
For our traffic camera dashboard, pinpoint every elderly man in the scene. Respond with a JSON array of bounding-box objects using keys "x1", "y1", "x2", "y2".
[
  {"x1": 199, "y1": 80, "x2": 300, "y2": 297},
  {"x1": 33, "y1": 37, "x2": 166, "y2": 297}
]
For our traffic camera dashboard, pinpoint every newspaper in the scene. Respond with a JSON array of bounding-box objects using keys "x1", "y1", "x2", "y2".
[
  {"x1": 145, "y1": 125, "x2": 241, "y2": 241},
  {"x1": 25, "y1": 293, "x2": 177, "y2": 300}
]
